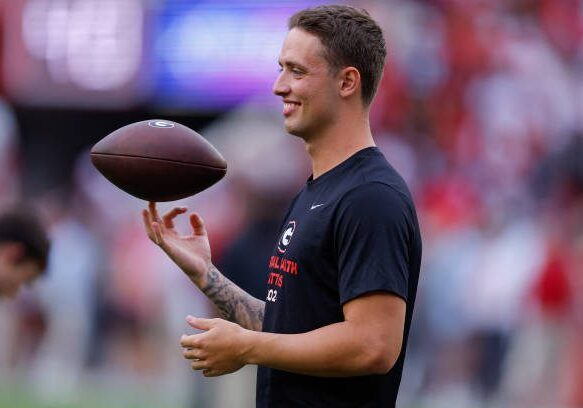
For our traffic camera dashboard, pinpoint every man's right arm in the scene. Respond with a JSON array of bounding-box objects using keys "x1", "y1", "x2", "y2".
[
  {"x1": 199, "y1": 264, "x2": 265, "y2": 331},
  {"x1": 143, "y1": 202, "x2": 265, "y2": 331}
]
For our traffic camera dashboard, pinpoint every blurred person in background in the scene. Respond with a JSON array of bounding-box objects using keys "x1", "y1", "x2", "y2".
[
  {"x1": 25, "y1": 186, "x2": 101, "y2": 404},
  {"x1": 0, "y1": 99, "x2": 21, "y2": 207},
  {"x1": 144, "y1": 4, "x2": 421, "y2": 407},
  {"x1": 0, "y1": 206, "x2": 49, "y2": 299}
]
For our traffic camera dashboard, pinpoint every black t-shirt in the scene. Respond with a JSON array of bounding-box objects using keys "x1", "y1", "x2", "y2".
[{"x1": 256, "y1": 147, "x2": 422, "y2": 408}]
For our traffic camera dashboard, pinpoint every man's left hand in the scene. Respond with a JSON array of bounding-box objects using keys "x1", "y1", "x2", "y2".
[{"x1": 181, "y1": 316, "x2": 252, "y2": 377}]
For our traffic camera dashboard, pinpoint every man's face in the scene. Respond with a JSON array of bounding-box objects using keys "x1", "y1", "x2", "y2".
[
  {"x1": 0, "y1": 246, "x2": 41, "y2": 299},
  {"x1": 273, "y1": 28, "x2": 340, "y2": 139}
]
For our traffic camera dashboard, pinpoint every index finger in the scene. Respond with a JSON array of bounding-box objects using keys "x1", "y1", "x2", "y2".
[
  {"x1": 162, "y1": 207, "x2": 188, "y2": 229},
  {"x1": 180, "y1": 333, "x2": 203, "y2": 348}
]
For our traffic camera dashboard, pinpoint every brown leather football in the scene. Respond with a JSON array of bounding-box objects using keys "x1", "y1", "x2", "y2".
[{"x1": 90, "y1": 119, "x2": 227, "y2": 202}]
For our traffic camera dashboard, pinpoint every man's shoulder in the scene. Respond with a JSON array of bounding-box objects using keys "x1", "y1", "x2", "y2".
[
  {"x1": 343, "y1": 181, "x2": 411, "y2": 206},
  {"x1": 332, "y1": 153, "x2": 420, "y2": 235},
  {"x1": 341, "y1": 162, "x2": 415, "y2": 214},
  {"x1": 341, "y1": 148, "x2": 413, "y2": 202},
  {"x1": 333, "y1": 181, "x2": 416, "y2": 233}
]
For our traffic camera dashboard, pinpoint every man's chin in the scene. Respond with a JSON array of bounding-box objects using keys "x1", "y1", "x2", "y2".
[
  {"x1": 284, "y1": 123, "x2": 299, "y2": 136},
  {"x1": 284, "y1": 122, "x2": 308, "y2": 139}
]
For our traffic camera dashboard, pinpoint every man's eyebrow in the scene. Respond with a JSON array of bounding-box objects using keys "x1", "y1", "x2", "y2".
[{"x1": 278, "y1": 59, "x2": 308, "y2": 71}]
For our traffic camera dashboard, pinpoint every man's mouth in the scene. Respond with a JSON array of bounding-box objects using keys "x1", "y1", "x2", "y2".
[{"x1": 283, "y1": 101, "x2": 300, "y2": 117}]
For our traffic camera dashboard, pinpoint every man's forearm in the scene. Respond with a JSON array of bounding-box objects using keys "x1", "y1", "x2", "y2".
[
  {"x1": 243, "y1": 320, "x2": 397, "y2": 377},
  {"x1": 198, "y1": 265, "x2": 265, "y2": 331}
]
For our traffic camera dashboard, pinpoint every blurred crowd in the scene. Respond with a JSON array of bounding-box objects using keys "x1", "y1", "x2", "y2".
[{"x1": 1, "y1": 0, "x2": 583, "y2": 407}]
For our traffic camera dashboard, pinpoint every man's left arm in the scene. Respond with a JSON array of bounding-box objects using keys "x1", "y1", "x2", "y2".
[{"x1": 181, "y1": 291, "x2": 405, "y2": 377}]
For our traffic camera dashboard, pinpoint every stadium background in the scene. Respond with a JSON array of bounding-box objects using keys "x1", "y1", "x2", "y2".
[{"x1": 1, "y1": 0, "x2": 583, "y2": 407}]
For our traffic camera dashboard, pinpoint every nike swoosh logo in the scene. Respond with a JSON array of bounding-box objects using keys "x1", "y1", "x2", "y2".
[{"x1": 310, "y1": 204, "x2": 325, "y2": 210}]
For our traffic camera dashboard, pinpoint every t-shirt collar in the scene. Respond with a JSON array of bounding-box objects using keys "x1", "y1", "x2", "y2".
[{"x1": 306, "y1": 146, "x2": 379, "y2": 188}]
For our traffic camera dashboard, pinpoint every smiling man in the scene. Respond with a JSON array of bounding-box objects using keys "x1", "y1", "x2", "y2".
[
  {"x1": 143, "y1": 5, "x2": 422, "y2": 407},
  {"x1": 0, "y1": 206, "x2": 50, "y2": 299}
]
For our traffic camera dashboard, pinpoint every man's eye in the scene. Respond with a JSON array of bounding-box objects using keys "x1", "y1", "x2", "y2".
[
  {"x1": 292, "y1": 69, "x2": 303, "y2": 75},
  {"x1": 277, "y1": 67, "x2": 283, "y2": 73}
]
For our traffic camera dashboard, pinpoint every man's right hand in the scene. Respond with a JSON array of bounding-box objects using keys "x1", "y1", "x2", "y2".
[{"x1": 143, "y1": 202, "x2": 212, "y2": 288}]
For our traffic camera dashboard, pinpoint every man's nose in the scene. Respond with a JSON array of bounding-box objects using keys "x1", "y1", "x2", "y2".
[{"x1": 272, "y1": 72, "x2": 291, "y2": 96}]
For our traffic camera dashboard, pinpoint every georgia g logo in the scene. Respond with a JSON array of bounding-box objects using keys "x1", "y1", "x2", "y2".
[
  {"x1": 148, "y1": 120, "x2": 175, "y2": 129},
  {"x1": 277, "y1": 220, "x2": 296, "y2": 254}
]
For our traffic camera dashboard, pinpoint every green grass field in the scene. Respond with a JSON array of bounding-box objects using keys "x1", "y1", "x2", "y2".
[{"x1": 0, "y1": 384, "x2": 174, "y2": 408}]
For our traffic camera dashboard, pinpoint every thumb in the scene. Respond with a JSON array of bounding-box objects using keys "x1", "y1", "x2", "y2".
[{"x1": 186, "y1": 315, "x2": 214, "y2": 331}]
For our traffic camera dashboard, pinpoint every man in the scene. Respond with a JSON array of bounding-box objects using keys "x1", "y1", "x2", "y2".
[
  {"x1": 0, "y1": 206, "x2": 50, "y2": 299},
  {"x1": 143, "y1": 5, "x2": 422, "y2": 407}
]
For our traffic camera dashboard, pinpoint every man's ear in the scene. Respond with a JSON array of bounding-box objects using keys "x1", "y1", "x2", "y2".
[
  {"x1": 0, "y1": 243, "x2": 25, "y2": 264},
  {"x1": 338, "y1": 66, "x2": 361, "y2": 99}
]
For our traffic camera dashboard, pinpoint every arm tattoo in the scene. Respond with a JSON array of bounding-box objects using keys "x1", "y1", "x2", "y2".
[{"x1": 201, "y1": 265, "x2": 265, "y2": 331}]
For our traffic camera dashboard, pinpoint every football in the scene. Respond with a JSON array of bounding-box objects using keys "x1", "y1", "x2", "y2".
[{"x1": 90, "y1": 119, "x2": 227, "y2": 202}]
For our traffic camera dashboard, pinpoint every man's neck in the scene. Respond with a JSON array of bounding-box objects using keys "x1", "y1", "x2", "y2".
[{"x1": 306, "y1": 115, "x2": 375, "y2": 179}]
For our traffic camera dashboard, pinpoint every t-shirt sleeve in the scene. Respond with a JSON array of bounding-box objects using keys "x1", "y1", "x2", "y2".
[{"x1": 334, "y1": 182, "x2": 413, "y2": 305}]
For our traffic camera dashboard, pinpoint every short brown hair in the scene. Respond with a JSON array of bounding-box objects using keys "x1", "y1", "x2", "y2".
[{"x1": 289, "y1": 5, "x2": 386, "y2": 106}]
